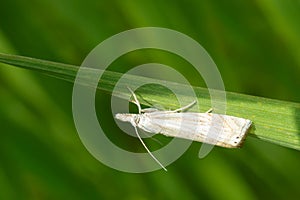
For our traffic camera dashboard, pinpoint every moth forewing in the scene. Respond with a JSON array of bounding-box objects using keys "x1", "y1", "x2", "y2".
[{"x1": 135, "y1": 112, "x2": 252, "y2": 148}]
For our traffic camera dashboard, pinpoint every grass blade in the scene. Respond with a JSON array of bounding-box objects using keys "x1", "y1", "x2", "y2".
[{"x1": 0, "y1": 52, "x2": 299, "y2": 150}]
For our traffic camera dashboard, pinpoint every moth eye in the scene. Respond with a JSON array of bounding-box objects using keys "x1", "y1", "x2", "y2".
[{"x1": 236, "y1": 136, "x2": 240, "y2": 139}]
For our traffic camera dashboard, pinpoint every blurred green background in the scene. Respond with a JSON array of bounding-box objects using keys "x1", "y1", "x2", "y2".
[{"x1": 0, "y1": 0, "x2": 300, "y2": 199}]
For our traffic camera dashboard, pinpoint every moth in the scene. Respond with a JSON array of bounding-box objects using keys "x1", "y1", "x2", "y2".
[{"x1": 115, "y1": 88, "x2": 252, "y2": 171}]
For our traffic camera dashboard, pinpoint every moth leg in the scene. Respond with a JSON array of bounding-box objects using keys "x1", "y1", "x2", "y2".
[
  {"x1": 206, "y1": 108, "x2": 213, "y2": 113},
  {"x1": 127, "y1": 87, "x2": 142, "y2": 114},
  {"x1": 172, "y1": 100, "x2": 197, "y2": 112}
]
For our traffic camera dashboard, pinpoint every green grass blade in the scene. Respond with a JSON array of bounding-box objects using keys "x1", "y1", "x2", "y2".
[{"x1": 0, "y1": 52, "x2": 299, "y2": 151}]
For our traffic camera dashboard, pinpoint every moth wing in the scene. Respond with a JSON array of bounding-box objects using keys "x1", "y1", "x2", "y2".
[{"x1": 139, "y1": 112, "x2": 251, "y2": 148}]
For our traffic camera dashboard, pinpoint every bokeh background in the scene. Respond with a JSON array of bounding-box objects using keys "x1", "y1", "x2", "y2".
[{"x1": 1, "y1": 0, "x2": 300, "y2": 199}]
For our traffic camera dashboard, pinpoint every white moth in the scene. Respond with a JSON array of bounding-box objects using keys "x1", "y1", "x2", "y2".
[{"x1": 115, "y1": 88, "x2": 252, "y2": 171}]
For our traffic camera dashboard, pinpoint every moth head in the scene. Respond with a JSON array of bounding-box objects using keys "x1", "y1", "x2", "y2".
[{"x1": 115, "y1": 113, "x2": 137, "y2": 124}]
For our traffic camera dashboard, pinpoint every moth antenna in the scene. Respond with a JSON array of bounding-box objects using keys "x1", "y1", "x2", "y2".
[
  {"x1": 127, "y1": 87, "x2": 142, "y2": 114},
  {"x1": 141, "y1": 131, "x2": 164, "y2": 146},
  {"x1": 133, "y1": 126, "x2": 167, "y2": 171},
  {"x1": 172, "y1": 100, "x2": 197, "y2": 112}
]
